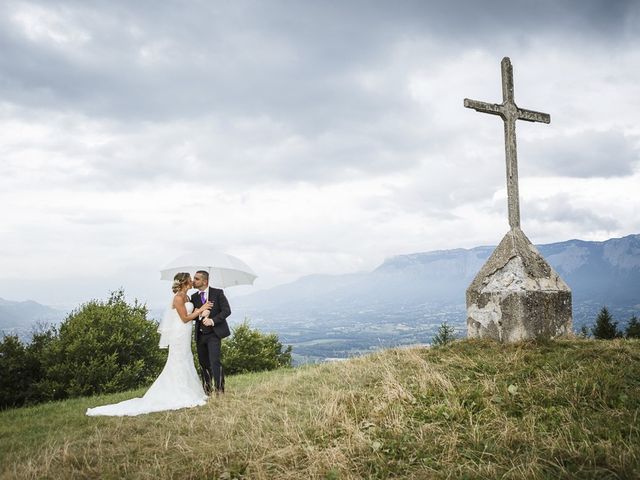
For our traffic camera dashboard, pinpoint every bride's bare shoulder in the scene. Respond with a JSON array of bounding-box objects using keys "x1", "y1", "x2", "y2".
[{"x1": 172, "y1": 292, "x2": 187, "y2": 306}]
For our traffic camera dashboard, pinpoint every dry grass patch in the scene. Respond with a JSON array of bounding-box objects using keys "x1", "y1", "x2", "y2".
[{"x1": 1, "y1": 338, "x2": 639, "y2": 479}]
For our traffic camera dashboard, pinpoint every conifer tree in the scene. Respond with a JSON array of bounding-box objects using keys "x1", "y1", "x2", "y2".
[
  {"x1": 432, "y1": 321, "x2": 457, "y2": 346},
  {"x1": 591, "y1": 306, "x2": 621, "y2": 339},
  {"x1": 625, "y1": 315, "x2": 640, "y2": 339}
]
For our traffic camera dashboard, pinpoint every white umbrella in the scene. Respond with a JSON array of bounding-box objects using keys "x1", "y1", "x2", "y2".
[{"x1": 160, "y1": 252, "x2": 257, "y2": 288}]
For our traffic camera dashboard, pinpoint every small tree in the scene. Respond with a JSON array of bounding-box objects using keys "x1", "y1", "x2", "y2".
[
  {"x1": 591, "y1": 306, "x2": 621, "y2": 340},
  {"x1": 432, "y1": 321, "x2": 457, "y2": 346},
  {"x1": 625, "y1": 315, "x2": 640, "y2": 339},
  {"x1": 578, "y1": 324, "x2": 591, "y2": 338},
  {"x1": 222, "y1": 321, "x2": 292, "y2": 375}
]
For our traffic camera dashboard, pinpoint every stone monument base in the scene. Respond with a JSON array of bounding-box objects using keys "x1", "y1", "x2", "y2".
[{"x1": 466, "y1": 227, "x2": 572, "y2": 342}]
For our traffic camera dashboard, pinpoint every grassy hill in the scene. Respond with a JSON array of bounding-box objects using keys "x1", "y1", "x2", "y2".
[{"x1": 1, "y1": 338, "x2": 639, "y2": 479}]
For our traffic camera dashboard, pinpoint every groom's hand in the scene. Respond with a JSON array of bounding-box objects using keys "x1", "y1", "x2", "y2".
[{"x1": 202, "y1": 318, "x2": 214, "y2": 327}]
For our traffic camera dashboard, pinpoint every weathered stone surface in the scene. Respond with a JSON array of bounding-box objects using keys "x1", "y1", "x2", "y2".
[{"x1": 466, "y1": 228, "x2": 572, "y2": 342}]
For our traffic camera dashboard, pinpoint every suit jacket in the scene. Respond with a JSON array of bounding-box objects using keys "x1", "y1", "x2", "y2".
[{"x1": 191, "y1": 287, "x2": 231, "y2": 340}]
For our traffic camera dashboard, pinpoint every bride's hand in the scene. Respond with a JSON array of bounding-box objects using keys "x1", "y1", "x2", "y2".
[{"x1": 201, "y1": 309, "x2": 211, "y2": 318}]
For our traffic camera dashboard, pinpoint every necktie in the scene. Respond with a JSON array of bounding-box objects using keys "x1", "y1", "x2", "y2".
[{"x1": 200, "y1": 291, "x2": 206, "y2": 304}]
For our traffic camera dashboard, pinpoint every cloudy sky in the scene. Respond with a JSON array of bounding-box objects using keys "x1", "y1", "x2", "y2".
[{"x1": 1, "y1": 0, "x2": 639, "y2": 308}]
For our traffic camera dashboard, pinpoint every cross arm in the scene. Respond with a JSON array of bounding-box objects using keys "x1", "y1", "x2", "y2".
[
  {"x1": 464, "y1": 98, "x2": 503, "y2": 117},
  {"x1": 517, "y1": 107, "x2": 550, "y2": 124}
]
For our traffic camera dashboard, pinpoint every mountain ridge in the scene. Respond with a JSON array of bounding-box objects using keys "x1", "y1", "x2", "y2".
[
  {"x1": 238, "y1": 233, "x2": 640, "y2": 305},
  {"x1": 232, "y1": 233, "x2": 640, "y2": 361},
  {"x1": 0, "y1": 297, "x2": 65, "y2": 340}
]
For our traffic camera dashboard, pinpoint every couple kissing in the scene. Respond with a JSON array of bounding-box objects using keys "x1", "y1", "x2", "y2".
[{"x1": 86, "y1": 271, "x2": 231, "y2": 417}]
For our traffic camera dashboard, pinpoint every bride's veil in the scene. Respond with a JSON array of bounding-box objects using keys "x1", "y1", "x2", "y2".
[{"x1": 157, "y1": 299, "x2": 179, "y2": 349}]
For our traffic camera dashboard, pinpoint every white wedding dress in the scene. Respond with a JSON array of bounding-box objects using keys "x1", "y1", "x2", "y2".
[{"x1": 86, "y1": 302, "x2": 207, "y2": 416}]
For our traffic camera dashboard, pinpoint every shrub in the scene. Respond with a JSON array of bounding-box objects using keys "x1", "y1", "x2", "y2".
[
  {"x1": 222, "y1": 320, "x2": 292, "y2": 375},
  {"x1": 0, "y1": 324, "x2": 60, "y2": 409},
  {"x1": 0, "y1": 335, "x2": 30, "y2": 408},
  {"x1": 578, "y1": 324, "x2": 590, "y2": 338},
  {"x1": 47, "y1": 289, "x2": 166, "y2": 397}
]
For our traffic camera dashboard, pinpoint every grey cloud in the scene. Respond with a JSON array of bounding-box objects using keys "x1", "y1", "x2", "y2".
[
  {"x1": 521, "y1": 130, "x2": 639, "y2": 178},
  {"x1": 0, "y1": 1, "x2": 405, "y2": 122},
  {"x1": 1, "y1": 0, "x2": 637, "y2": 124},
  {"x1": 0, "y1": 108, "x2": 437, "y2": 190},
  {"x1": 522, "y1": 194, "x2": 621, "y2": 231},
  {"x1": 2, "y1": 0, "x2": 640, "y2": 306},
  {"x1": 2, "y1": 0, "x2": 639, "y2": 189}
]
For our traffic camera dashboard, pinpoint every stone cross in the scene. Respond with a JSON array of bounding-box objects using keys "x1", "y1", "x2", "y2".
[{"x1": 464, "y1": 57, "x2": 550, "y2": 229}]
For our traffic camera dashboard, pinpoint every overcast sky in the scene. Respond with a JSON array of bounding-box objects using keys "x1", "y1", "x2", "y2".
[{"x1": 1, "y1": 0, "x2": 639, "y2": 308}]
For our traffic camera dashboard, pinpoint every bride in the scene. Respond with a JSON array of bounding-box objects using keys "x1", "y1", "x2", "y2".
[{"x1": 86, "y1": 273, "x2": 213, "y2": 416}]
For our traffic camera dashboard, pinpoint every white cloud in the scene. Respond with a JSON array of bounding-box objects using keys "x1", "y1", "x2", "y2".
[
  {"x1": 1, "y1": 0, "x2": 639, "y2": 308},
  {"x1": 10, "y1": 2, "x2": 91, "y2": 47}
]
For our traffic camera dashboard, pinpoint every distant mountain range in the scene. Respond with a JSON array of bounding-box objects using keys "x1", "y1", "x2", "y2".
[
  {"x1": 232, "y1": 233, "x2": 640, "y2": 362},
  {"x1": 3, "y1": 234, "x2": 639, "y2": 362},
  {"x1": 0, "y1": 298, "x2": 66, "y2": 340}
]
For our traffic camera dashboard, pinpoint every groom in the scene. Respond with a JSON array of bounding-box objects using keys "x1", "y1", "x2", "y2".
[{"x1": 191, "y1": 270, "x2": 231, "y2": 394}]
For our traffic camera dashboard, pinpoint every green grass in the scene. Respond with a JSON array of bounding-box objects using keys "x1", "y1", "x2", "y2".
[{"x1": 1, "y1": 338, "x2": 639, "y2": 479}]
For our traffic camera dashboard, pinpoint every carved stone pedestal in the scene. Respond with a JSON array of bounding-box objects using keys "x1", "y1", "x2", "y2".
[{"x1": 466, "y1": 228, "x2": 572, "y2": 342}]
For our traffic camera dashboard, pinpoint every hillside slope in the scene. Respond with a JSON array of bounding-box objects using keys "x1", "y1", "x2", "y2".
[{"x1": 1, "y1": 339, "x2": 639, "y2": 479}]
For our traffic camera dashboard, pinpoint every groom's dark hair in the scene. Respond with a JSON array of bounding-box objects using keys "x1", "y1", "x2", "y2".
[{"x1": 196, "y1": 270, "x2": 209, "y2": 282}]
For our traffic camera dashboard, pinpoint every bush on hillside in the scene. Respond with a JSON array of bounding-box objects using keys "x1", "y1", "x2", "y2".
[
  {"x1": 0, "y1": 326, "x2": 58, "y2": 408},
  {"x1": 222, "y1": 321, "x2": 292, "y2": 375},
  {"x1": 47, "y1": 289, "x2": 166, "y2": 397},
  {"x1": 0, "y1": 335, "x2": 31, "y2": 408},
  {"x1": 1, "y1": 293, "x2": 295, "y2": 409},
  {"x1": 23, "y1": 327, "x2": 60, "y2": 402}
]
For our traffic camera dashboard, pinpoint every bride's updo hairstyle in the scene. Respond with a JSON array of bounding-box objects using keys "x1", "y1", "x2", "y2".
[{"x1": 172, "y1": 272, "x2": 191, "y2": 293}]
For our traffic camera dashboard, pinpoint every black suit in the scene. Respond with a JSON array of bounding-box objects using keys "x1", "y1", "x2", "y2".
[{"x1": 191, "y1": 287, "x2": 231, "y2": 393}]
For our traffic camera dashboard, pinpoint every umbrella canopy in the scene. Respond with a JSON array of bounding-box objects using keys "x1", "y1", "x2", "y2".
[{"x1": 160, "y1": 252, "x2": 257, "y2": 288}]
